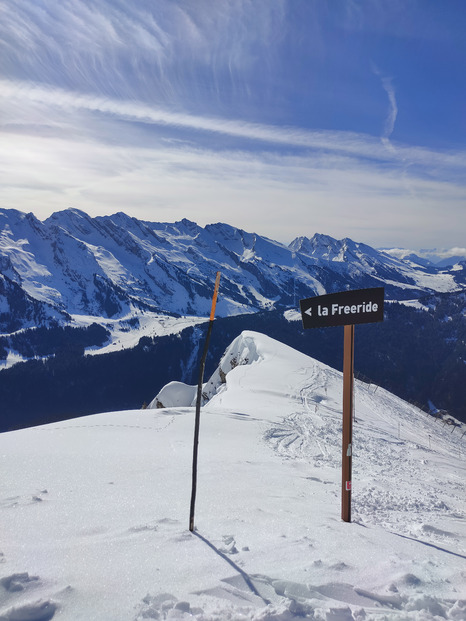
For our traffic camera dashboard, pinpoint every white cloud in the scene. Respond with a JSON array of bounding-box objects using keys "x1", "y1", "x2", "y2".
[
  {"x1": 1, "y1": 127, "x2": 464, "y2": 249},
  {"x1": 0, "y1": 0, "x2": 285, "y2": 109},
  {"x1": 381, "y1": 76, "x2": 398, "y2": 140},
  {"x1": 0, "y1": 0, "x2": 463, "y2": 252},
  {"x1": 385, "y1": 247, "x2": 466, "y2": 263},
  {"x1": 2, "y1": 79, "x2": 466, "y2": 180},
  {"x1": 372, "y1": 65, "x2": 399, "y2": 159}
]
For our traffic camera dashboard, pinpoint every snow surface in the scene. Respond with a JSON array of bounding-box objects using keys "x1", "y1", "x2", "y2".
[
  {"x1": 1, "y1": 332, "x2": 465, "y2": 620},
  {"x1": 0, "y1": 313, "x2": 206, "y2": 371},
  {"x1": 75, "y1": 312, "x2": 207, "y2": 357},
  {"x1": 0, "y1": 350, "x2": 28, "y2": 371}
]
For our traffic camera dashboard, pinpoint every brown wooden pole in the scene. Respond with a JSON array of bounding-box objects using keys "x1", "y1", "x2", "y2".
[{"x1": 342, "y1": 324, "x2": 354, "y2": 522}]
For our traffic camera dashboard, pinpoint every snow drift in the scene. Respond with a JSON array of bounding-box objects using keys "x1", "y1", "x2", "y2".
[
  {"x1": 1, "y1": 331, "x2": 465, "y2": 621},
  {"x1": 149, "y1": 331, "x2": 262, "y2": 409}
]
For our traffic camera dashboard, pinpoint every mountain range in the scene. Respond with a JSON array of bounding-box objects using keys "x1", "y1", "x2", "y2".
[
  {"x1": 0, "y1": 208, "x2": 464, "y2": 429},
  {"x1": 1, "y1": 208, "x2": 464, "y2": 330}
]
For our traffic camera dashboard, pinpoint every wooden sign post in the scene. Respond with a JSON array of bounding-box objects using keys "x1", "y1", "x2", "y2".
[
  {"x1": 300, "y1": 288, "x2": 384, "y2": 523},
  {"x1": 342, "y1": 324, "x2": 354, "y2": 522}
]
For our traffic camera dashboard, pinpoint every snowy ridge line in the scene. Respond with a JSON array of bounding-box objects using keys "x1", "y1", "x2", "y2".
[
  {"x1": 354, "y1": 380, "x2": 466, "y2": 458},
  {"x1": 35, "y1": 422, "x2": 164, "y2": 432},
  {"x1": 1, "y1": 208, "x2": 464, "y2": 338},
  {"x1": 353, "y1": 370, "x2": 464, "y2": 432}
]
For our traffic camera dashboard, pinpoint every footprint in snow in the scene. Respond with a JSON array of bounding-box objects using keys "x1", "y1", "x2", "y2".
[
  {"x1": 1, "y1": 573, "x2": 40, "y2": 593},
  {"x1": 127, "y1": 524, "x2": 158, "y2": 534},
  {"x1": 0, "y1": 599, "x2": 56, "y2": 621},
  {"x1": 219, "y1": 535, "x2": 238, "y2": 555}
]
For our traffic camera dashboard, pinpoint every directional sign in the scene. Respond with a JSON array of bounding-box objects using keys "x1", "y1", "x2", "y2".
[
  {"x1": 300, "y1": 287, "x2": 384, "y2": 329},
  {"x1": 299, "y1": 286, "x2": 384, "y2": 523}
]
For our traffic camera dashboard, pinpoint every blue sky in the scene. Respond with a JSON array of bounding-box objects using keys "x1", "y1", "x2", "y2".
[{"x1": 1, "y1": 0, "x2": 465, "y2": 251}]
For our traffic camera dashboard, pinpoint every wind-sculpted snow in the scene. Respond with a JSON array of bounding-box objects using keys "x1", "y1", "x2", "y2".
[
  {"x1": 149, "y1": 331, "x2": 263, "y2": 409},
  {"x1": 1, "y1": 332, "x2": 465, "y2": 620},
  {"x1": 149, "y1": 381, "x2": 198, "y2": 409}
]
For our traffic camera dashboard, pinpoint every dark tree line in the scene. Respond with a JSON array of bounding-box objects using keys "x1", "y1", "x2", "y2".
[
  {"x1": 0, "y1": 323, "x2": 109, "y2": 360},
  {"x1": 0, "y1": 292, "x2": 464, "y2": 432}
]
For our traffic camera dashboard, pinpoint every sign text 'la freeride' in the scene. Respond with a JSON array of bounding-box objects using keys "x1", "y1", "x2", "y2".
[{"x1": 300, "y1": 287, "x2": 384, "y2": 329}]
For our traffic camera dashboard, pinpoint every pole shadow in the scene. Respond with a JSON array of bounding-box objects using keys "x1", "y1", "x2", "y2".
[
  {"x1": 390, "y1": 531, "x2": 466, "y2": 560},
  {"x1": 192, "y1": 530, "x2": 270, "y2": 605}
]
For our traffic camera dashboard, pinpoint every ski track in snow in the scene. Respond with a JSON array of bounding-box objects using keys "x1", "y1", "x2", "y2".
[
  {"x1": 265, "y1": 369, "x2": 465, "y2": 538},
  {"x1": 34, "y1": 411, "x2": 181, "y2": 434}
]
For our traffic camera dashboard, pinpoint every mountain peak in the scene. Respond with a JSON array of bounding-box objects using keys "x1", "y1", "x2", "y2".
[
  {"x1": 46, "y1": 208, "x2": 95, "y2": 233},
  {"x1": 0, "y1": 208, "x2": 41, "y2": 228},
  {"x1": 48, "y1": 208, "x2": 91, "y2": 221},
  {"x1": 177, "y1": 218, "x2": 200, "y2": 231},
  {"x1": 205, "y1": 222, "x2": 242, "y2": 238},
  {"x1": 289, "y1": 233, "x2": 345, "y2": 260},
  {"x1": 0, "y1": 207, "x2": 28, "y2": 220},
  {"x1": 289, "y1": 233, "x2": 331, "y2": 253}
]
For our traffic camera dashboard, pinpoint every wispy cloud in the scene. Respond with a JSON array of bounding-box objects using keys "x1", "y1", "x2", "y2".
[
  {"x1": 0, "y1": 1, "x2": 465, "y2": 249},
  {"x1": 372, "y1": 65, "x2": 399, "y2": 156},
  {"x1": 1, "y1": 123, "x2": 464, "y2": 249},
  {"x1": 0, "y1": 0, "x2": 285, "y2": 111},
  {"x1": 1, "y1": 73, "x2": 465, "y2": 250},
  {"x1": 381, "y1": 76, "x2": 398, "y2": 140},
  {"x1": 2, "y1": 79, "x2": 466, "y2": 179}
]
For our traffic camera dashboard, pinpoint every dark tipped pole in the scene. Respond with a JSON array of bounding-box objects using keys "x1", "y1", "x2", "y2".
[{"x1": 189, "y1": 272, "x2": 221, "y2": 532}]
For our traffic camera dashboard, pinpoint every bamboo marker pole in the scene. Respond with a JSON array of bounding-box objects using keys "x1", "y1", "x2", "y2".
[{"x1": 189, "y1": 272, "x2": 221, "y2": 532}]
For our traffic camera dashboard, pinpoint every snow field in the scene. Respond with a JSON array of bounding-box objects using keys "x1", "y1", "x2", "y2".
[{"x1": 0, "y1": 331, "x2": 465, "y2": 620}]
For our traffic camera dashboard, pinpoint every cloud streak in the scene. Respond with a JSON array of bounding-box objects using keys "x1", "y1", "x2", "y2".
[
  {"x1": 0, "y1": 1, "x2": 465, "y2": 250},
  {"x1": 2, "y1": 79, "x2": 466, "y2": 180},
  {"x1": 0, "y1": 0, "x2": 285, "y2": 112},
  {"x1": 381, "y1": 76, "x2": 398, "y2": 140},
  {"x1": 1, "y1": 75, "x2": 465, "y2": 250},
  {"x1": 372, "y1": 64, "x2": 399, "y2": 157},
  {"x1": 1, "y1": 126, "x2": 464, "y2": 249}
]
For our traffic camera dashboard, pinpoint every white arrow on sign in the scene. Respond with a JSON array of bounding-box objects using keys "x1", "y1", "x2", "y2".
[{"x1": 305, "y1": 307, "x2": 312, "y2": 317}]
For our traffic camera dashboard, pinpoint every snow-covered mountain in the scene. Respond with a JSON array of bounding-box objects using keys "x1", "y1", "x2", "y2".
[
  {"x1": 1, "y1": 208, "x2": 464, "y2": 335},
  {"x1": 1, "y1": 208, "x2": 464, "y2": 425},
  {"x1": 1, "y1": 332, "x2": 464, "y2": 620}
]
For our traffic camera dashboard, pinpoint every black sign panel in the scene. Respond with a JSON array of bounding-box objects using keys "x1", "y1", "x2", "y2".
[{"x1": 300, "y1": 287, "x2": 384, "y2": 329}]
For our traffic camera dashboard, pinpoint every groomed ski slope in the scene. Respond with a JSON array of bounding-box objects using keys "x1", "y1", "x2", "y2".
[{"x1": 0, "y1": 331, "x2": 465, "y2": 620}]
